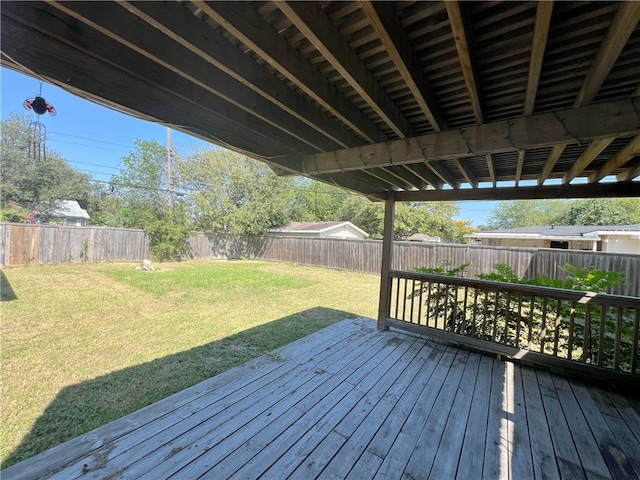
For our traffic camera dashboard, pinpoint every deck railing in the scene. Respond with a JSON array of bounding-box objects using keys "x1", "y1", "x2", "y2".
[{"x1": 384, "y1": 270, "x2": 640, "y2": 385}]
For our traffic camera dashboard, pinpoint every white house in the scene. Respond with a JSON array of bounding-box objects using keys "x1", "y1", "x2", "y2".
[
  {"x1": 269, "y1": 221, "x2": 369, "y2": 240},
  {"x1": 467, "y1": 224, "x2": 640, "y2": 254},
  {"x1": 51, "y1": 200, "x2": 90, "y2": 227}
]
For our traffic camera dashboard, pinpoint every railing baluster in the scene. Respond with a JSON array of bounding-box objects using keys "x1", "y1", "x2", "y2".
[
  {"x1": 614, "y1": 307, "x2": 623, "y2": 371},
  {"x1": 491, "y1": 291, "x2": 499, "y2": 342},
  {"x1": 553, "y1": 300, "x2": 562, "y2": 357},
  {"x1": 567, "y1": 301, "x2": 576, "y2": 361},
  {"x1": 583, "y1": 304, "x2": 592, "y2": 364},
  {"x1": 472, "y1": 287, "x2": 479, "y2": 338},
  {"x1": 515, "y1": 294, "x2": 523, "y2": 348},
  {"x1": 409, "y1": 279, "x2": 416, "y2": 323},
  {"x1": 528, "y1": 296, "x2": 535, "y2": 351},
  {"x1": 417, "y1": 281, "x2": 423, "y2": 326},
  {"x1": 632, "y1": 309, "x2": 639, "y2": 375},
  {"x1": 402, "y1": 277, "x2": 408, "y2": 321},
  {"x1": 481, "y1": 289, "x2": 489, "y2": 339},
  {"x1": 462, "y1": 286, "x2": 469, "y2": 336},
  {"x1": 540, "y1": 297, "x2": 549, "y2": 354},
  {"x1": 394, "y1": 276, "x2": 401, "y2": 320},
  {"x1": 597, "y1": 306, "x2": 607, "y2": 367}
]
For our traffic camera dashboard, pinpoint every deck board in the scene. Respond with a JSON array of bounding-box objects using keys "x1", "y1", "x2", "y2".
[{"x1": 3, "y1": 317, "x2": 639, "y2": 480}]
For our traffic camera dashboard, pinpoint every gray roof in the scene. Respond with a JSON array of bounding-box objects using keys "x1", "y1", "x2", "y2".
[{"x1": 478, "y1": 224, "x2": 640, "y2": 237}]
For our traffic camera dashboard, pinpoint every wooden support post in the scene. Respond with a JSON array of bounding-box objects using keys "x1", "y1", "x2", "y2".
[{"x1": 377, "y1": 194, "x2": 395, "y2": 330}]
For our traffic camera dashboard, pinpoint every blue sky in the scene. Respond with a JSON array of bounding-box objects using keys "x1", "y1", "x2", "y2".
[{"x1": 1, "y1": 67, "x2": 496, "y2": 225}]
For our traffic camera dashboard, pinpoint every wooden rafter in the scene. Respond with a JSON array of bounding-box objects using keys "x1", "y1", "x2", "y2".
[
  {"x1": 122, "y1": 1, "x2": 362, "y2": 149},
  {"x1": 573, "y1": 1, "x2": 640, "y2": 107},
  {"x1": 590, "y1": 134, "x2": 640, "y2": 183},
  {"x1": 452, "y1": 158, "x2": 478, "y2": 188},
  {"x1": 282, "y1": 98, "x2": 640, "y2": 175},
  {"x1": 425, "y1": 161, "x2": 460, "y2": 189},
  {"x1": 485, "y1": 154, "x2": 496, "y2": 187},
  {"x1": 47, "y1": 1, "x2": 341, "y2": 154},
  {"x1": 403, "y1": 164, "x2": 443, "y2": 190},
  {"x1": 523, "y1": 1, "x2": 553, "y2": 116},
  {"x1": 278, "y1": 1, "x2": 412, "y2": 139},
  {"x1": 360, "y1": 1, "x2": 444, "y2": 132},
  {"x1": 515, "y1": 151, "x2": 525, "y2": 187},
  {"x1": 193, "y1": 0, "x2": 387, "y2": 144},
  {"x1": 562, "y1": 137, "x2": 615, "y2": 184},
  {"x1": 617, "y1": 162, "x2": 640, "y2": 182},
  {"x1": 539, "y1": 1, "x2": 640, "y2": 185},
  {"x1": 0, "y1": 12, "x2": 301, "y2": 160},
  {"x1": 446, "y1": 1, "x2": 484, "y2": 124}
]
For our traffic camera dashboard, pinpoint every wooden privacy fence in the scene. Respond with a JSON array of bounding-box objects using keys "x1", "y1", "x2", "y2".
[
  {"x1": 3, "y1": 226, "x2": 639, "y2": 297},
  {"x1": 384, "y1": 270, "x2": 640, "y2": 386},
  {"x1": 0, "y1": 223, "x2": 149, "y2": 266},
  {"x1": 189, "y1": 234, "x2": 640, "y2": 297}
]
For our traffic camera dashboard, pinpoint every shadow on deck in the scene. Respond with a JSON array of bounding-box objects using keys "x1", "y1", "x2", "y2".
[{"x1": 3, "y1": 317, "x2": 640, "y2": 479}]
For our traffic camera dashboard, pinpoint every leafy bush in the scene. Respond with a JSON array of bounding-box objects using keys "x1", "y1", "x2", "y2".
[{"x1": 144, "y1": 206, "x2": 196, "y2": 262}]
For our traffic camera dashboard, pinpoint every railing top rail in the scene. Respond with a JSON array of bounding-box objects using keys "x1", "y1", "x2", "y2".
[{"x1": 389, "y1": 269, "x2": 640, "y2": 309}]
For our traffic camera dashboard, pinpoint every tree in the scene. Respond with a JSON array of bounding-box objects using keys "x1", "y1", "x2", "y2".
[
  {"x1": 178, "y1": 148, "x2": 299, "y2": 235},
  {"x1": 109, "y1": 139, "x2": 170, "y2": 228},
  {"x1": 561, "y1": 198, "x2": 639, "y2": 225},
  {"x1": 485, "y1": 200, "x2": 568, "y2": 229},
  {"x1": 0, "y1": 113, "x2": 92, "y2": 217}
]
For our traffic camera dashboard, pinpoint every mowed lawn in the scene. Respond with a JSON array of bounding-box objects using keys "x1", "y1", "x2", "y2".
[{"x1": 0, "y1": 260, "x2": 379, "y2": 468}]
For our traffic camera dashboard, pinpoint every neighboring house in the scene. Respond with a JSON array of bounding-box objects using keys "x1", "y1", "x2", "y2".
[
  {"x1": 406, "y1": 233, "x2": 441, "y2": 243},
  {"x1": 467, "y1": 224, "x2": 640, "y2": 254},
  {"x1": 269, "y1": 221, "x2": 369, "y2": 240},
  {"x1": 51, "y1": 200, "x2": 90, "y2": 227}
]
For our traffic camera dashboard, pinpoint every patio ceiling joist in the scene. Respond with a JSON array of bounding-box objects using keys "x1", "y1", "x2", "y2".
[
  {"x1": 193, "y1": 1, "x2": 387, "y2": 145},
  {"x1": 277, "y1": 1, "x2": 412, "y2": 139},
  {"x1": 121, "y1": 1, "x2": 363, "y2": 150}
]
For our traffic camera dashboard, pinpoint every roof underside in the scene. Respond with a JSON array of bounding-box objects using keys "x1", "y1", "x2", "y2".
[{"x1": 2, "y1": 1, "x2": 640, "y2": 202}]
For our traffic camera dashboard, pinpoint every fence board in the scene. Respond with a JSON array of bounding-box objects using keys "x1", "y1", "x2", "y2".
[{"x1": 0, "y1": 223, "x2": 149, "y2": 266}]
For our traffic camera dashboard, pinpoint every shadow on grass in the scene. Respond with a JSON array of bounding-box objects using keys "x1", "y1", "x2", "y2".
[
  {"x1": 1, "y1": 270, "x2": 17, "y2": 301},
  {"x1": 2, "y1": 306, "x2": 358, "y2": 469}
]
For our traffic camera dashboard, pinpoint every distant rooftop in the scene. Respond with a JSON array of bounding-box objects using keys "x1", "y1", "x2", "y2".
[{"x1": 476, "y1": 224, "x2": 640, "y2": 237}]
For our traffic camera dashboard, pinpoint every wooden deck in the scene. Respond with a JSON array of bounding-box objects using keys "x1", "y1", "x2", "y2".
[{"x1": 4, "y1": 317, "x2": 640, "y2": 480}]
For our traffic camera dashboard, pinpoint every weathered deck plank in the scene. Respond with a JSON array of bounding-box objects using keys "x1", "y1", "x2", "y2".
[{"x1": 3, "y1": 317, "x2": 639, "y2": 480}]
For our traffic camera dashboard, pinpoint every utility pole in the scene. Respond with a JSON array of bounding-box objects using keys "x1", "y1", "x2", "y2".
[{"x1": 167, "y1": 127, "x2": 174, "y2": 208}]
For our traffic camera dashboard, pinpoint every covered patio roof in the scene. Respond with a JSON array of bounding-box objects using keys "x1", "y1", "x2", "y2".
[{"x1": 1, "y1": 1, "x2": 639, "y2": 201}]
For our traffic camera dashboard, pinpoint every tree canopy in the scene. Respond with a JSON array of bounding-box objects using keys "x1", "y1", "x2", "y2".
[{"x1": 0, "y1": 113, "x2": 92, "y2": 217}]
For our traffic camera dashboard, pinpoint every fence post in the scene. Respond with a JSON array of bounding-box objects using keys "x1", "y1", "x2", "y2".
[{"x1": 378, "y1": 194, "x2": 395, "y2": 330}]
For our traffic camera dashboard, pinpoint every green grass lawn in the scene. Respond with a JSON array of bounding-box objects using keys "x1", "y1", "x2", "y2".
[{"x1": 0, "y1": 260, "x2": 379, "y2": 468}]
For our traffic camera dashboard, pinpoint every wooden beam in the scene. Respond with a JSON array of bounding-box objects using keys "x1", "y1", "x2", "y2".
[
  {"x1": 538, "y1": 144, "x2": 566, "y2": 185},
  {"x1": 382, "y1": 166, "x2": 428, "y2": 190},
  {"x1": 123, "y1": 1, "x2": 363, "y2": 149},
  {"x1": 573, "y1": 1, "x2": 640, "y2": 107},
  {"x1": 523, "y1": 1, "x2": 553, "y2": 116},
  {"x1": 515, "y1": 151, "x2": 525, "y2": 186},
  {"x1": 378, "y1": 195, "x2": 395, "y2": 330},
  {"x1": 49, "y1": 1, "x2": 340, "y2": 154},
  {"x1": 562, "y1": 137, "x2": 615, "y2": 184},
  {"x1": 281, "y1": 98, "x2": 640, "y2": 175},
  {"x1": 452, "y1": 158, "x2": 478, "y2": 188},
  {"x1": 617, "y1": 162, "x2": 640, "y2": 182},
  {"x1": 194, "y1": 1, "x2": 387, "y2": 144},
  {"x1": 0, "y1": 12, "x2": 300, "y2": 161},
  {"x1": 360, "y1": 1, "x2": 445, "y2": 132},
  {"x1": 446, "y1": 1, "x2": 484, "y2": 123},
  {"x1": 591, "y1": 134, "x2": 640, "y2": 183},
  {"x1": 278, "y1": 1, "x2": 412, "y2": 139},
  {"x1": 393, "y1": 182, "x2": 640, "y2": 202}
]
